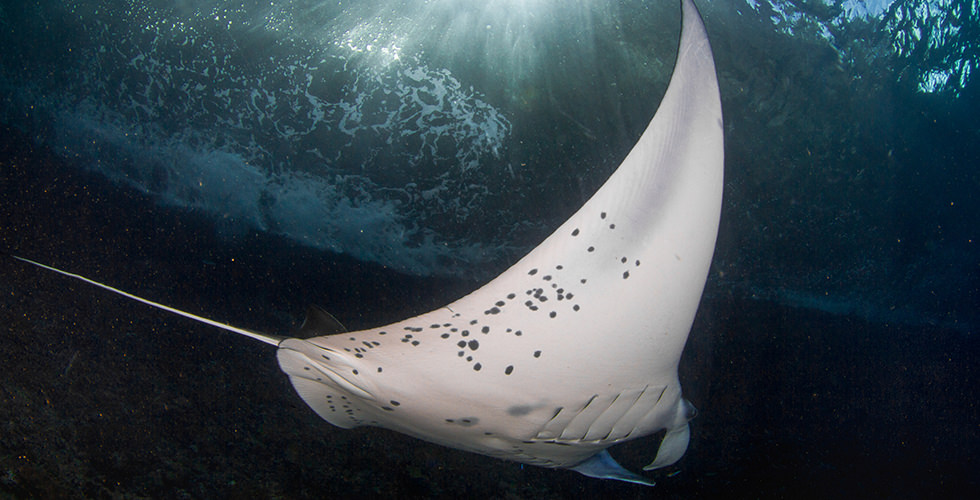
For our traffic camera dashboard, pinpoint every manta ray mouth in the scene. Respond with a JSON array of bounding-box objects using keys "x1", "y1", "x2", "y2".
[
  {"x1": 277, "y1": 339, "x2": 378, "y2": 401},
  {"x1": 310, "y1": 357, "x2": 375, "y2": 399}
]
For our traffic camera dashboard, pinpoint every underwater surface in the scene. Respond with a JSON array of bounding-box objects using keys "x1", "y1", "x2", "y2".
[{"x1": 1, "y1": 0, "x2": 977, "y2": 497}]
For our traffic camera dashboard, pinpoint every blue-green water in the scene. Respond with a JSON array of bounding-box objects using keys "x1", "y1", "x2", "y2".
[
  {"x1": 1, "y1": 0, "x2": 977, "y2": 497},
  {"x1": 2, "y1": 0, "x2": 977, "y2": 329}
]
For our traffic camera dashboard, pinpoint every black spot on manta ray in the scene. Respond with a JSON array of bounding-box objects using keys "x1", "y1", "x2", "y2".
[
  {"x1": 507, "y1": 293, "x2": 516, "y2": 299},
  {"x1": 468, "y1": 340, "x2": 479, "y2": 350},
  {"x1": 508, "y1": 405, "x2": 532, "y2": 416},
  {"x1": 587, "y1": 246, "x2": 595, "y2": 252},
  {"x1": 495, "y1": 300, "x2": 505, "y2": 307},
  {"x1": 505, "y1": 365, "x2": 514, "y2": 375},
  {"x1": 621, "y1": 256, "x2": 628, "y2": 263},
  {"x1": 528, "y1": 268, "x2": 538, "y2": 275},
  {"x1": 549, "y1": 311, "x2": 557, "y2": 318},
  {"x1": 609, "y1": 223, "x2": 616, "y2": 229},
  {"x1": 473, "y1": 363, "x2": 482, "y2": 371},
  {"x1": 481, "y1": 326, "x2": 490, "y2": 334},
  {"x1": 623, "y1": 271, "x2": 630, "y2": 279},
  {"x1": 457, "y1": 340, "x2": 467, "y2": 348},
  {"x1": 571, "y1": 228, "x2": 580, "y2": 236},
  {"x1": 533, "y1": 350, "x2": 542, "y2": 358},
  {"x1": 441, "y1": 333, "x2": 451, "y2": 339},
  {"x1": 600, "y1": 212, "x2": 607, "y2": 219}
]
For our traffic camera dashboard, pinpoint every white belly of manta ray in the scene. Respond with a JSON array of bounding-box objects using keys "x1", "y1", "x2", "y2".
[{"x1": 10, "y1": 0, "x2": 722, "y2": 487}]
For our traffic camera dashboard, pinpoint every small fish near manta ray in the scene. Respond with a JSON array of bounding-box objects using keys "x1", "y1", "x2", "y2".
[{"x1": 8, "y1": 0, "x2": 722, "y2": 487}]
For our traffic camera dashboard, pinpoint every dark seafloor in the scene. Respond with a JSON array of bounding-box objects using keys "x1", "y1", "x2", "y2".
[{"x1": 1, "y1": 124, "x2": 977, "y2": 499}]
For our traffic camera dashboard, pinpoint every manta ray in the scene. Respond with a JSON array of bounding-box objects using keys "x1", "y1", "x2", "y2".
[{"x1": 10, "y1": 0, "x2": 722, "y2": 486}]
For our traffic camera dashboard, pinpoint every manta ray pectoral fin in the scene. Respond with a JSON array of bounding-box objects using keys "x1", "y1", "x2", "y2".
[
  {"x1": 298, "y1": 305, "x2": 348, "y2": 337},
  {"x1": 570, "y1": 450, "x2": 656, "y2": 487},
  {"x1": 644, "y1": 398, "x2": 697, "y2": 470}
]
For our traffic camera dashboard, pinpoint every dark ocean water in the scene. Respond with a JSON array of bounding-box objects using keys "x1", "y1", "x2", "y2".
[{"x1": 1, "y1": 0, "x2": 978, "y2": 498}]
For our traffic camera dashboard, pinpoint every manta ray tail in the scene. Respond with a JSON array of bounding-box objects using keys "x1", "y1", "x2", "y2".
[{"x1": 6, "y1": 253, "x2": 285, "y2": 346}]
